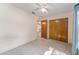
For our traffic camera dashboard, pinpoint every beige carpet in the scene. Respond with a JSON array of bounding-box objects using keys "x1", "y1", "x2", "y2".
[{"x1": 0, "y1": 39, "x2": 71, "y2": 55}]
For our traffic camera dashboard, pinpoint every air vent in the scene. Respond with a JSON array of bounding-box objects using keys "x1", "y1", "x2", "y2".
[{"x1": 32, "y1": 11, "x2": 36, "y2": 14}]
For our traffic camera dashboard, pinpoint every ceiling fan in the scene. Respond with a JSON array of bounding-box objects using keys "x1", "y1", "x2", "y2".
[{"x1": 32, "y1": 3, "x2": 48, "y2": 15}]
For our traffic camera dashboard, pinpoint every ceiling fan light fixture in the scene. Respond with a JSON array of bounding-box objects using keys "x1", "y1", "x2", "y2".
[{"x1": 41, "y1": 8, "x2": 48, "y2": 13}]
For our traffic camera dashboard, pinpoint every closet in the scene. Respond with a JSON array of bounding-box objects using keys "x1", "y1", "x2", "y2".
[
  {"x1": 49, "y1": 18, "x2": 68, "y2": 42},
  {"x1": 41, "y1": 18, "x2": 68, "y2": 43}
]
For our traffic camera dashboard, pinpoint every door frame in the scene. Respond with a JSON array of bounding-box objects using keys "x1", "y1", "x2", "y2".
[{"x1": 72, "y1": 4, "x2": 79, "y2": 55}]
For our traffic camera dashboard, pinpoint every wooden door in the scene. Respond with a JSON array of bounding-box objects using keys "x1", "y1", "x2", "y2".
[
  {"x1": 49, "y1": 18, "x2": 68, "y2": 42},
  {"x1": 49, "y1": 20, "x2": 60, "y2": 40},
  {"x1": 59, "y1": 18, "x2": 68, "y2": 42},
  {"x1": 41, "y1": 20, "x2": 47, "y2": 39}
]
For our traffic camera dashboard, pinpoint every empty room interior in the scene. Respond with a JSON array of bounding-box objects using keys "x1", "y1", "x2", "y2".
[{"x1": 0, "y1": 3, "x2": 78, "y2": 55}]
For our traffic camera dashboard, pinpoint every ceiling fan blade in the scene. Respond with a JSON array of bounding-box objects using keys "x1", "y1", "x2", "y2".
[{"x1": 34, "y1": 8, "x2": 40, "y2": 11}]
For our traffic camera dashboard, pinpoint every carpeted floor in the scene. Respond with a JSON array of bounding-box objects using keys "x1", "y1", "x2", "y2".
[{"x1": 0, "y1": 39, "x2": 71, "y2": 55}]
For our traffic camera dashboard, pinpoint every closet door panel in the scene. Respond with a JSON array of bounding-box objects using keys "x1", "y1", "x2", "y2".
[
  {"x1": 49, "y1": 20, "x2": 60, "y2": 40},
  {"x1": 60, "y1": 18, "x2": 68, "y2": 42}
]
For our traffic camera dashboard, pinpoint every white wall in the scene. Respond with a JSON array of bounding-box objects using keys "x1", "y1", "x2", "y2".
[
  {"x1": 0, "y1": 4, "x2": 37, "y2": 53},
  {"x1": 48, "y1": 12, "x2": 73, "y2": 44}
]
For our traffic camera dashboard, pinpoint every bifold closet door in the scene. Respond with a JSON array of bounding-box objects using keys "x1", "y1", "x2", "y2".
[
  {"x1": 41, "y1": 20, "x2": 47, "y2": 39},
  {"x1": 59, "y1": 18, "x2": 68, "y2": 42},
  {"x1": 49, "y1": 18, "x2": 68, "y2": 42},
  {"x1": 49, "y1": 20, "x2": 59, "y2": 40}
]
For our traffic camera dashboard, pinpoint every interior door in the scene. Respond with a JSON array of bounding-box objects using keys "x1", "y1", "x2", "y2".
[
  {"x1": 49, "y1": 18, "x2": 68, "y2": 42},
  {"x1": 41, "y1": 20, "x2": 47, "y2": 39}
]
